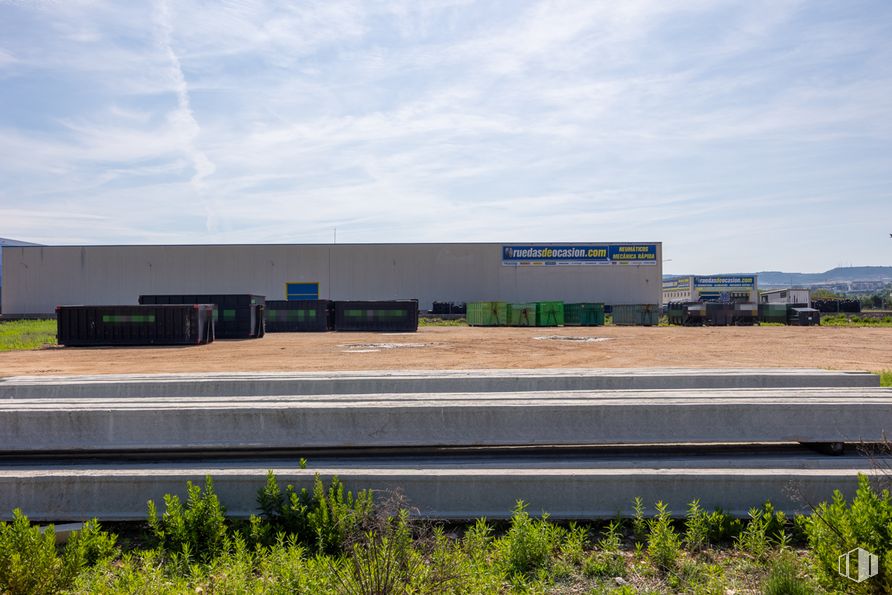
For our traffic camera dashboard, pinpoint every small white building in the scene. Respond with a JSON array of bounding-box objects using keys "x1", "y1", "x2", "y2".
[{"x1": 759, "y1": 288, "x2": 811, "y2": 306}]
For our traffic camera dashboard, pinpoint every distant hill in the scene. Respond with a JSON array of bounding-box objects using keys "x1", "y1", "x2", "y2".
[{"x1": 664, "y1": 266, "x2": 892, "y2": 287}]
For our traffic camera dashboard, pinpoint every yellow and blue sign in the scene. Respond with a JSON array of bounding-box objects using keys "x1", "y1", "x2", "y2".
[
  {"x1": 693, "y1": 276, "x2": 756, "y2": 288},
  {"x1": 502, "y1": 244, "x2": 658, "y2": 266}
]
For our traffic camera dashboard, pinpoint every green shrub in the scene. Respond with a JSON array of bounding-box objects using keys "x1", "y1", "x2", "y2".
[
  {"x1": 256, "y1": 469, "x2": 315, "y2": 545},
  {"x1": 647, "y1": 501, "x2": 681, "y2": 571},
  {"x1": 632, "y1": 496, "x2": 647, "y2": 544},
  {"x1": 147, "y1": 475, "x2": 228, "y2": 562},
  {"x1": 559, "y1": 521, "x2": 588, "y2": 566},
  {"x1": 806, "y1": 474, "x2": 892, "y2": 593},
  {"x1": 61, "y1": 518, "x2": 118, "y2": 581},
  {"x1": 0, "y1": 509, "x2": 63, "y2": 594},
  {"x1": 255, "y1": 471, "x2": 374, "y2": 556},
  {"x1": 735, "y1": 501, "x2": 786, "y2": 560},
  {"x1": 684, "y1": 499, "x2": 709, "y2": 551},
  {"x1": 498, "y1": 501, "x2": 555, "y2": 577},
  {"x1": 308, "y1": 474, "x2": 374, "y2": 556}
]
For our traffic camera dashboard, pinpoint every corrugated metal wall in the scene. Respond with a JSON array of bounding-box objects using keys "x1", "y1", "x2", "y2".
[{"x1": 1, "y1": 243, "x2": 662, "y2": 314}]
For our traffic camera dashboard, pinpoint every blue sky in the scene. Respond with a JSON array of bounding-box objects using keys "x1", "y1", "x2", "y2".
[{"x1": 0, "y1": 0, "x2": 890, "y2": 274}]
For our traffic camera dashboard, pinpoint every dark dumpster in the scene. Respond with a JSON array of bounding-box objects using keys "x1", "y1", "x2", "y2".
[
  {"x1": 265, "y1": 300, "x2": 331, "y2": 332},
  {"x1": 139, "y1": 294, "x2": 265, "y2": 339},
  {"x1": 57, "y1": 304, "x2": 215, "y2": 346},
  {"x1": 333, "y1": 300, "x2": 419, "y2": 332}
]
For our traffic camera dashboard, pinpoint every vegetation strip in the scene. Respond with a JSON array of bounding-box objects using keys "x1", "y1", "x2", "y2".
[{"x1": 3, "y1": 471, "x2": 891, "y2": 593}]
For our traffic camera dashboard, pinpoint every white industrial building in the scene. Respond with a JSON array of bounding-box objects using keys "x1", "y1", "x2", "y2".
[
  {"x1": 1, "y1": 242, "x2": 662, "y2": 315},
  {"x1": 662, "y1": 275, "x2": 759, "y2": 304},
  {"x1": 760, "y1": 288, "x2": 811, "y2": 306}
]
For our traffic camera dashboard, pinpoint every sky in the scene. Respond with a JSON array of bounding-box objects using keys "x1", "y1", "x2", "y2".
[{"x1": 0, "y1": 0, "x2": 890, "y2": 274}]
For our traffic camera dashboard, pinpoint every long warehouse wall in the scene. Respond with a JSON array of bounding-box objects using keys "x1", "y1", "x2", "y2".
[{"x1": 1, "y1": 243, "x2": 661, "y2": 314}]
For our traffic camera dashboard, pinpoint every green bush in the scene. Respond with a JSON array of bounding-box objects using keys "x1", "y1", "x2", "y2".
[
  {"x1": 806, "y1": 474, "x2": 892, "y2": 593},
  {"x1": 647, "y1": 501, "x2": 681, "y2": 571},
  {"x1": 258, "y1": 471, "x2": 375, "y2": 556},
  {"x1": 498, "y1": 501, "x2": 556, "y2": 577},
  {"x1": 0, "y1": 511, "x2": 118, "y2": 595},
  {"x1": 684, "y1": 499, "x2": 709, "y2": 551},
  {"x1": 0, "y1": 509, "x2": 62, "y2": 594},
  {"x1": 728, "y1": 501, "x2": 789, "y2": 562},
  {"x1": 61, "y1": 518, "x2": 119, "y2": 580},
  {"x1": 147, "y1": 475, "x2": 228, "y2": 562}
]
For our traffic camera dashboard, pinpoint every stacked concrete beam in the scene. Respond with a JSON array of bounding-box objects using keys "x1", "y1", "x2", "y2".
[
  {"x1": 2, "y1": 387, "x2": 891, "y2": 452},
  {"x1": 0, "y1": 368, "x2": 878, "y2": 399},
  {"x1": 0, "y1": 368, "x2": 888, "y2": 521}
]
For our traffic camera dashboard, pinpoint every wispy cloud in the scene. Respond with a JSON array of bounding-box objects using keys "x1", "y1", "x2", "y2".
[{"x1": 0, "y1": 0, "x2": 890, "y2": 271}]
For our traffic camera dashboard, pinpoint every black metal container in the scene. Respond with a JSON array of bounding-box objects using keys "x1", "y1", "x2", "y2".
[
  {"x1": 334, "y1": 300, "x2": 419, "y2": 332},
  {"x1": 705, "y1": 302, "x2": 735, "y2": 326},
  {"x1": 788, "y1": 307, "x2": 821, "y2": 326},
  {"x1": 265, "y1": 300, "x2": 331, "y2": 332},
  {"x1": 57, "y1": 305, "x2": 215, "y2": 346},
  {"x1": 139, "y1": 294, "x2": 265, "y2": 339}
]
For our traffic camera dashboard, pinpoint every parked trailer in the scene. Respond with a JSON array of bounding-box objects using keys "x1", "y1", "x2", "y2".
[
  {"x1": 139, "y1": 294, "x2": 265, "y2": 339},
  {"x1": 334, "y1": 300, "x2": 419, "y2": 332},
  {"x1": 265, "y1": 300, "x2": 330, "y2": 332},
  {"x1": 56, "y1": 305, "x2": 215, "y2": 346}
]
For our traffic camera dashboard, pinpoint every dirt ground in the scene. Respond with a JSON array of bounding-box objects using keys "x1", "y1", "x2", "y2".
[{"x1": 1, "y1": 325, "x2": 891, "y2": 377}]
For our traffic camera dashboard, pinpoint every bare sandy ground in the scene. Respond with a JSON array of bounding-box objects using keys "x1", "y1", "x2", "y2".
[{"x1": 1, "y1": 325, "x2": 890, "y2": 377}]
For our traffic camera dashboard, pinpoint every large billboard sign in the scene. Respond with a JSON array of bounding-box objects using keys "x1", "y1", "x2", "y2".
[
  {"x1": 502, "y1": 244, "x2": 658, "y2": 266},
  {"x1": 693, "y1": 276, "x2": 756, "y2": 288}
]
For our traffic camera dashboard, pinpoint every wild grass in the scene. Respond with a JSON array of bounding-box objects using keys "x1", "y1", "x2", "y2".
[
  {"x1": 878, "y1": 370, "x2": 892, "y2": 387},
  {"x1": 418, "y1": 317, "x2": 468, "y2": 327},
  {"x1": 10, "y1": 471, "x2": 882, "y2": 593},
  {"x1": 820, "y1": 313, "x2": 892, "y2": 327},
  {"x1": 0, "y1": 319, "x2": 56, "y2": 351}
]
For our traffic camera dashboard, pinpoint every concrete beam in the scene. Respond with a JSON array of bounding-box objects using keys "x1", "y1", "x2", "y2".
[
  {"x1": 3, "y1": 388, "x2": 891, "y2": 451},
  {"x1": 0, "y1": 454, "x2": 876, "y2": 521},
  {"x1": 0, "y1": 368, "x2": 878, "y2": 399}
]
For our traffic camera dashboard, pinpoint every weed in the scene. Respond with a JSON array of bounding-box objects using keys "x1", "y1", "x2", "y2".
[
  {"x1": 309, "y1": 474, "x2": 374, "y2": 555},
  {"x1": 684, "y1": 499, "x2": 709, "y2": 552},
  {"x1": 647, "y1": 501, "x2": 681, "y2": 571},
  {"x1": 806, "y1": 474, "x2": 892, "y2": 593},
  {"x1": 498, "y1": 500, "x2": 555, "y2": 577},
  {"x1": 62, "y1": 518, "x2": 118, "y2": 580},
  {"x1": 878, "y1": 370, "x2": 892, "y2": 387},
  {"x1": 762, "y1": 552, "x2": 813, "y2": 595},
  {"x1": 0, "y1": 509, "x2": 62, "y2": 594},
  {"x1": 632, "y1": 496, "x2": 647, "y2": 544},
  {"x1": 147, "y1": 475, "x2": 228, "y2": 562},
  {"x1": 735, "y1": 501, "x2": 786, "y2": 560}
]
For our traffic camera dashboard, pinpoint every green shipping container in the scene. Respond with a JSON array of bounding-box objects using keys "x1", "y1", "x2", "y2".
[
  {"x1": 508, "y1": 303, "x2": 537, "y2": 326},
  {"x1": 758, "y1": 303, "x2": 788, "y2": 324},
  {"x1": 564, "y1": 303, "x2": 605, "y2": 326},
  {"x1": 467, "y1": 302, "x2": 508, "y2": 326},
  {"x1": 612, "y1": 304, "x2": 660, "y2": 326},
  {"x1": 535, "y1": 301, "x2": 564, "y2": 326}
]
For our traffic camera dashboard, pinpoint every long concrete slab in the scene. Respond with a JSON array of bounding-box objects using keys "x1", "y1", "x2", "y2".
[
  {"x1": 4, "y1": 388, "x2": 891, "y2": 451},
  {"x1": 0, "y1": 368, "x2": 879, "y2": 399},
  {"x1": 0, "y1": 451, "x2": 878, "y2": 521}
]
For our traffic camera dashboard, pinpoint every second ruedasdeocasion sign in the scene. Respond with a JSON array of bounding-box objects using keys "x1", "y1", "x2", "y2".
[{"x1": 502, "y1": 244, "x2": 658, "y2": 266}]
